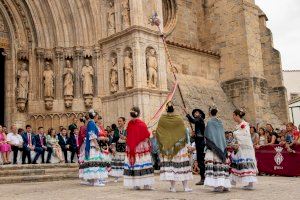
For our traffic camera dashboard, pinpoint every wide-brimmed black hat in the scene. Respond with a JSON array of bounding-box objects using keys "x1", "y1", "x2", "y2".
[{"x1": 192, "y1": 108, "x2": 205, "y2": 119}]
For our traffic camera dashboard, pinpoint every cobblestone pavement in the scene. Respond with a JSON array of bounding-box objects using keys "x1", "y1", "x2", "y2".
[{"x1": 0, "y1": 176, "x2": 298, "y2": 200}]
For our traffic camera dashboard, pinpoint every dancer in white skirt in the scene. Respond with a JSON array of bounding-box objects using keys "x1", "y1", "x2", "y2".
[
  {"x1": 123, "y1": 106, "x2": 154, "y2": 190},
  {"x1": 204, "y1": 107, "x2": 231, "y2": 192},
  {"x1": 80, "y1": 110, "x2": 109, "y2": 187},
  {"x1": 231, "y1": 109, "x2": 258, "y2": 190},
  {"x1": 110, "y1": 117, "x2": 127, "y2": 182},
  {"x1": 156, "y1": 102, "x2": 193, "y2": 192}
]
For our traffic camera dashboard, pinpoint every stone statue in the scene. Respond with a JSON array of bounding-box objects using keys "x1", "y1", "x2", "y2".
[
  {"x1": 124, "y1": 50, "x2": 133, "y2": 89},
  {"x1": 81, "y1": 58, "x2": 94, "y2": 95},
  {"x1": 107, "y1": 0, "x2": 116, "y2": 36},
  {"x1": 110, "y1": 57, "x2": 118, "y2": 93},
  {"x1": 17, "y1": 63, "x2": 29, "y2": 100},
  {"x1": 63, "y1": 60, "x2": 74, "y2": 108},
  {"x1": 63, "y1": 60, "x2": 74, "y2": 96},
  {"x1": 146, "y1": 48, "x2": 158, "y2": 88},
  {"x1": 43, "y1": 61, "x2": 54, "y2": 98},
  {"x1": 16, "y1": 62, "x2": 29, "y2": 112},
  {"x1": 121, "y1": 0, "x2": 130, "y2": 30}
]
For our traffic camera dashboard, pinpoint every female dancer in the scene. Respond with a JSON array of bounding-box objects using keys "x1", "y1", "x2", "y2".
[
  {"x1": 156, "y1": 102, "x2": 193, "y2": 192},
  {"x1": 231, "y1": 109, "x2": 258, "y2": 190},
  {"x1": 80, "y1": 110, "x2": 109, "y2": 186},
  {"x1": 123, "y1": 106, "x2": 154, "y2": 190}
]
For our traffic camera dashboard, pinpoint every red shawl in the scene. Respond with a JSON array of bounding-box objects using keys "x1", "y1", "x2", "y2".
[
  {"x1": 126, "y1": 118, "x2": 150, "y2": 165},
  {"x1": 78, "y1": 126, "x2": 86, "y2": 148}
]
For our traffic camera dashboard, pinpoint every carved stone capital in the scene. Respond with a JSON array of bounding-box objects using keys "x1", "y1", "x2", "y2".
[
  {"x1": 74, "y1": 46, "x2": 83, "y2": 58},
  {"x1": 64, "y1": 48, "x2": 74, "y2": 59},
  {"x1": 54, "y1": 47, "x2": 64, "y2": 59},
  {"x1": 18, "y1": 49, "x2": 29, "y2": 60},
  {"x1": 36, "y1": 48, "x2": 45, "y2": 59}
]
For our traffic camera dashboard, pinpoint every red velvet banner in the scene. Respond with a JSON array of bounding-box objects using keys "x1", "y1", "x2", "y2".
[{"x1": 255, "y1": 145, "x2": 300, "y2": 177}]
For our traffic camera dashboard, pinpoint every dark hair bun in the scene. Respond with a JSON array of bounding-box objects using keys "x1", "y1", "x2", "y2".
[
  {"x1": 130, "y1": 106, "x2": 140, "y2": 118},
  {"x1": 234, "y1": 109, "x2": 246, "y2": 118}
]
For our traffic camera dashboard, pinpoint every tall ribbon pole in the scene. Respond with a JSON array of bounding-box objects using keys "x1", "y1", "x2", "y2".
[{"x1": 149, "y1": 13, "x2": 194, "y2": 131}]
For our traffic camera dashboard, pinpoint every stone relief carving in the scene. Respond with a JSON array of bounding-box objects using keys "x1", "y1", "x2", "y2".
[
  {"x1": 16, "y1": 62, "x2": 29, "y2": 112},
  {"x1": 123, "y1": 50, "x2": 133, "y2": 89},
  {"x1": 107, "y1": 0, "x2": 116, "y2": 36},
  {"x1": 146, "y1": 48, "x2": 158, "y2": 88},
  {"x1": 63, "y1": 60, "x2": 74, "y2": 108},
  {"x1": 121, "y1": 0, "x2": 130, "y2": 30},
  {"x1": 110, "y1": 56, "x2": 118, "y2": 93},
  {"x1": 43, "y1": 61, "x2": 54, "y2": 110},
  {"x1": 81, "y1": 58, "x2": 94, "y2": 107}
]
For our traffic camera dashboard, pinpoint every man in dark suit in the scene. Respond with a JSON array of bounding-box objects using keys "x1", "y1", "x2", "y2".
[
  {"x1": 35, "y1": 127, "x2": 52, "y2": 163},
  {"x1": 68, "y1": 128, "x2": 79, "y2": 163},
  {"x1": 21, "y1": 125, "x2": 43, "y2": 164},
  {"x1": 58, "y1": 127, "x2": 76, "y2": 163},
  {"x1": 185, "y1": 108, "x2": 206, "y2": 185}
]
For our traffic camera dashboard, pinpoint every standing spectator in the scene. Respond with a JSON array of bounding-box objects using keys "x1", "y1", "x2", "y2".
[
  {"x1": 69, "y1": 117, "x2": 78, "y2": 136},
  {"x1": 21, "y1": 125, "x2": 42, "y2": 164},
  {"x1": 266, "y1": 124, "x2": 279, "y2": 144},
  {"x1": 258, "y1": 128, "x2": 268, "y2": 146},
  {"x1": 250, "y1": 126, "x2": 259, "y2": 146},
  {"x1": 0, "y1": 125, "x2": 11, "y2": 164},
  {"x1": 7, "y1": 125, "x2": 23, "y2": 164},
  {"x1": 68, "y1": 128, "x2": 79, "y2": 163},
  {"x1": 36, "y1": 127, "x2": 52, "y2": 163},
  {"x1": 58, "y1": 128, "x2": 72, "y2": 163},
  {"x1": 184, "y1": 108, "x2": 206, "y2": 185},
  {"x1": 46, "y1": 128, "x2": 64, "y2": 163},
  {"x1": 150, "y1": 130, "x2": 160, "y2": 171}
]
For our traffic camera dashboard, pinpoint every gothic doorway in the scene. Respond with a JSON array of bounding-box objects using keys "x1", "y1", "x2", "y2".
[{"x1": 0, "y1": 48, "x2": 5, "y2": 125}]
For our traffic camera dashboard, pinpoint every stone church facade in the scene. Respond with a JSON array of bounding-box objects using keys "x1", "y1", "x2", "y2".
[{"x1": 0, "y1": 0, "x2": 288, "y2": 130}]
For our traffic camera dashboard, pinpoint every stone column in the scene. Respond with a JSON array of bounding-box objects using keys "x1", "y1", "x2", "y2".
[
  {"x1": 54, "y1": 47, "x2": 64, "y2": 100},
  {"x1": 117, "y1": 47, "x2": 125, "y2": 92},
  {"x1": 74, "y1": 47, "x2": 83, "y2": 99}
]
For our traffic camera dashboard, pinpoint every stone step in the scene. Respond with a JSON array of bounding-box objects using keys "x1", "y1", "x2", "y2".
[
  {"x1": 0, "y1": 173, "x2": 78, "y2": 184},
  {"x1": 0, "y1": 163, "x2": 78, "y2": 170},
  {"x1": 0, "y1": 167, "x2": 78, "y2": 177}
]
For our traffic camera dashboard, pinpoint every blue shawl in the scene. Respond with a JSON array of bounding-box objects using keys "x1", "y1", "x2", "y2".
[
  {"x1": 204, "y1": 117, "x2": 227, "y2": 162},
  {"x1": 85, "y1": 119, "x2": 99, "y2": 159}
]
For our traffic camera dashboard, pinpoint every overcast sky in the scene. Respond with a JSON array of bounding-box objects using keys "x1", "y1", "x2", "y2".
[{"x1": 255, "y1": 0, "x2": 300, "y2": 70}]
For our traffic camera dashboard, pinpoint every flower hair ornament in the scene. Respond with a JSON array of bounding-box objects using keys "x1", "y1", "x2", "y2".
[
  {"x1": 209, "y1": 104, "x2": 218, "y2": 112},
  {"x1": 89, "y1": 109, "x2": 96, "y2": 117}
]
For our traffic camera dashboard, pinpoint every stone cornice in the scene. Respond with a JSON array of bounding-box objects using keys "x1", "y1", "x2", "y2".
[
  {"x1": 166, "y1": 40, "x2": 220, "y2": 58},
  {"x1": 98, "y1": 25, "x2": 161, "y2": 45},
  {"x1": 102, "y1": 88, "x2": 169, "y2": 102}
]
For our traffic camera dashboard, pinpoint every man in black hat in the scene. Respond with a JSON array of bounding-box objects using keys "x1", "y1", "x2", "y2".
[{"x1": 184, "y1": 108, "x2": 206, "y2": 185}]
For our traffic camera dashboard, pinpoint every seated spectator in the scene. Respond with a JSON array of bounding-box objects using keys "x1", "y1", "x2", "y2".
[
  {"x1": 266, "y1": 124, "x2": 279, "y2": 144},
  {"x1": 21, "y1": 125, "x2": 43, "y2": 164},
  {"x1": 2, "y1": 125, "x2": 8, "y2": 134},
  {"x1": 36, "y1": 127, "x2": 52, "y2": 163},
  {"x1": 68, "y1": 128, "x2": 79, "y2": 163},
  {"x1": 0, "y1": 125, "x2": 11, "y2": 164},
  {"x1": 192, "y1": 160, "x2": 200, "y2": 175},
  {"x1": 258, "y1": 127, "x2": 268, "y2": 146},
  {"x1": 7, "y1": 125, "x2": 23, "y2": 164},
  {"x1": 46, "y1": 128, "x2": 64, "y2": 163},
  {"x1": 250, "y1": 126, "x2": 259, "y2": 146},
  {"x1": 58, "y1": 128, "x2": 75, "y2": 163}
]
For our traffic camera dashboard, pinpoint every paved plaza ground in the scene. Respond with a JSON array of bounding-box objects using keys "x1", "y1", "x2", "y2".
[{"x1": 0, "y1": 175, "x2": 298, "y2": 200}]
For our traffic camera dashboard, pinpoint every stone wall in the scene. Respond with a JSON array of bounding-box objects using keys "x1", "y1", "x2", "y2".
[{"x1": 0, "y1": 0, "x2": 289, "y2": 130}]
